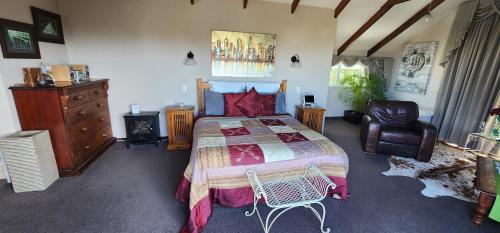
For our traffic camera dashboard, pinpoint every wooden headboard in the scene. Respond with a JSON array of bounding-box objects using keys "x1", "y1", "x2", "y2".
[{"x1": 197, "y1": 78, "x2": 287, "y2": 113}]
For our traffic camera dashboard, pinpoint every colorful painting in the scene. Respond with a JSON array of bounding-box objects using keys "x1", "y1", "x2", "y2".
[
  {"x1": 211, "y1": 30, "x2": 276, "y2": 77},
  {"x1": 395, "y1": 41, "x2": 438, "y2": 95}
]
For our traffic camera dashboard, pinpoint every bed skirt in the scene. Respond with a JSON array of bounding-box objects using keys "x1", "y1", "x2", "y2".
[{"x1": 175, "y1": 175, "x2": 348, "y2": 233}]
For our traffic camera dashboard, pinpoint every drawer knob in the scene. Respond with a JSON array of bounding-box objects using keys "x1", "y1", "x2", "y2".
[
  {"x1": 102, "y1": 133, "x2": 107, "y2": 137},
  {"x1": 74, "y1": 95, "x2": 83, "y2": 100},
  {"x1": 78, "y1": 110, "x2": 86, "y2": 116},
  {"x1": 99, "y1": 118, "x2": 105, "y2": 122},
  {"x1": 84, "y1": 145, "x2": 90, "y2": 150},
  {"x1": 81, "y1": 127, "x2": 88, "y2": 132},
  {"x1": 97, "y1": 103, "x2": 103, "y2": 107}
]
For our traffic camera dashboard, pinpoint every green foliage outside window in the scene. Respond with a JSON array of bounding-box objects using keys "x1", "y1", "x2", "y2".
[{"x1": 329, "y1": 63, "x2": 366, "y2": 87}]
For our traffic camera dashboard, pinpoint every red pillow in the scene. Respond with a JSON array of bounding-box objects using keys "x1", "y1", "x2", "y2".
[
  {"x1": 256, "y1": 94, "x2": 276, "y2": 116},
  {"x1": 236, "y1": 88, "x2": 259, "y2": 117},
  {"x1": 223, "y1": 92, "x2": 246, "y2": 117}
]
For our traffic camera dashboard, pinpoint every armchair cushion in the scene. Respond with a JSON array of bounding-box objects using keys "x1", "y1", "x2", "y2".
[
  {"x1": 366, "y1": 100, "x2": 419, "y2": 127},
  {"x1": 379, "y1": 127, "x2": 422, "y2": 145}
]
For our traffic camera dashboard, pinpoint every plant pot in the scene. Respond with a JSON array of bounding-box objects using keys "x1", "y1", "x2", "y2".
[{"x1": 343, "y1": 110, "x2": 363, "y2": 124}]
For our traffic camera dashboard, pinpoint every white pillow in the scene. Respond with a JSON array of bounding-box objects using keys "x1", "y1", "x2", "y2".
[
  {"x1": 245, "y1": 82, "x2": 281, "y2": 94},
  {"x1": 208, "y1": 81, "x2": 246, "y2": 93}
]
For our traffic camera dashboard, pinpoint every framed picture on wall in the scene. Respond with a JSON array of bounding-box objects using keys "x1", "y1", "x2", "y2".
[
  {"x1": 211, "y1": 30, "x2": 276, "y2": 78},
  {"x1": 31, "y1": 7, "x2": 65, "y2": 44},
  {"x1": 0, "y1": 18, "x2": 41, "y2": 59},
  {"x1": 394, "y1": 41, "x2": 438, "y2": 95}
]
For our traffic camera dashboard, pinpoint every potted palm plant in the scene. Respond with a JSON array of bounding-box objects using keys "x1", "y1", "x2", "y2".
[{"x1": 338, "y1": 74, "x2": 386, "y2": 124}]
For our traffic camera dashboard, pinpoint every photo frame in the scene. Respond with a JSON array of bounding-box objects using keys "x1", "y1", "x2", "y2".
[
  {"x1": 394, "y1": 41, "x2": 438, "y2": 95},
  {"x1": 31, "y1": 7, "x2": 65, "y2": 44},
  {"x1": 0, "y1": 18, "x2": 41, "y2": 59}
]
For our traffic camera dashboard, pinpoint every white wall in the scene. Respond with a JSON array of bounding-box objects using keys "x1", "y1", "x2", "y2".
[
  {"x1": 385, "y1": 10, "x2": 457, "y2": 117},
  {"x1": 0, "y1": 0, "x2": 69, "y2": 180},
  {"x1": 0, "y1": 72, "x2": 16, "y2": 180},
  {"x1": 327, "y1": 8, "x2": 457, "y2": 118},
  {"x1": 59, "y1": 0, "x2": 336, "y2": 138}
]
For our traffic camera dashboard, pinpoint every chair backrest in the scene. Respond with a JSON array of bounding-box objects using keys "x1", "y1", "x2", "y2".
[{"x1": 366, "y1": 100, "x2": 419, "y2": 127}]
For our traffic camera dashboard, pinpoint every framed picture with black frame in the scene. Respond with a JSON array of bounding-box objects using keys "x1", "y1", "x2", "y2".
[
  {"x1": 31, "y1": 7, "x2": 65, "y2": 44},
  {"x1": 0, "y1": 18, "x2": 41, "y2": 59}
]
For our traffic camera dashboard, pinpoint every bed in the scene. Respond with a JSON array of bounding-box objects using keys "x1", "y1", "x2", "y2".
[{"x1": 175, "y1": 79, "x2": 349, "y2": 233}]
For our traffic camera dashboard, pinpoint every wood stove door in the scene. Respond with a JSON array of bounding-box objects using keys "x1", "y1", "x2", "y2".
[{"x1": 126, "y1": 117, "x2": 155, "y2": 142}]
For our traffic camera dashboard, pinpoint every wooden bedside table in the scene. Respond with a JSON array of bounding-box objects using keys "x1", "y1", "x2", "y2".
[
  {"x1": 296, "y1": 105, "x2": 326, "y2": 133},
  {"x1": 166, "y1": 105, "x2": 194, "y2": 150}
]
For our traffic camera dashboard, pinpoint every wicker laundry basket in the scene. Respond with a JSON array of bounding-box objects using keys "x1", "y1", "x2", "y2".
[{"x1": 0, "y1": 130, "x2": 59, "y2": 193}]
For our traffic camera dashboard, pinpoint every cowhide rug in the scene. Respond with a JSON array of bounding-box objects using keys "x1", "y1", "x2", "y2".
[{"x1": 382, "y1": 142, "x2": 479, "y2": 203}]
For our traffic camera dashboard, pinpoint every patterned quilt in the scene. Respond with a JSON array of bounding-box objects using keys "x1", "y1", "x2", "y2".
[{"x1": 175, "y1": 115, "x2": 349, "y2": 233}]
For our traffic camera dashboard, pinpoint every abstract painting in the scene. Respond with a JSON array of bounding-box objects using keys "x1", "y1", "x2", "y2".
[
  {"x1": 211, "y1": 30, "x2": 276, "y2": 77},
  {"x1": 394, "y1": 41, "x2": 438, "y2": 95},
  {"x1": 0, "y1": 18, "x2": 40, "y2": 59}
]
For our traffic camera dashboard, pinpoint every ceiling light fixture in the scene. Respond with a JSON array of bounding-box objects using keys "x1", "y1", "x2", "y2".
[{"x1": 424, "y1": 1, "x2": 433, "y2": 22}]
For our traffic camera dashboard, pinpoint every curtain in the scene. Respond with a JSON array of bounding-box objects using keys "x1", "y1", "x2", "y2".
[
  {"x1": 431, "y1": 0, "x2": 500, "y2": 146},
  {"x1": 484, "y1": 92, "x2": 500, "y2": 133},
  {"x1": 332, "y1": 56, "x2": 393, "y2": 89}
]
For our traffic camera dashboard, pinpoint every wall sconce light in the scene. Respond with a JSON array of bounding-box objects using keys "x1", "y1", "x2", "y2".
[
  {"x1": 184, "y1": 51, "x2": 197, "y2": 65},
  {"x1": 290, "y1": 54, "x2": 301, "y2": 68}
]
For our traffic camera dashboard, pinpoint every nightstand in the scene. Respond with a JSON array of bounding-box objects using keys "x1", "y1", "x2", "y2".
[
  {"x1": 296, "y1": 105, "x2": 326, "y2": 133},
  {"x1": 166, "y1": 105, "x2": 194, "y2": 150}
]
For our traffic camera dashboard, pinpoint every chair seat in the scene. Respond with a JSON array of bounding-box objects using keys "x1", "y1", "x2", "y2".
[{"x1": 380, "y1": 127, "x2": 422, "y2": 145}]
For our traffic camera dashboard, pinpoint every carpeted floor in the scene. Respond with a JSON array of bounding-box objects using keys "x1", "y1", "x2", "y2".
[{"x1": 0, "y1": 118, "x2": 499, "y2": 233}]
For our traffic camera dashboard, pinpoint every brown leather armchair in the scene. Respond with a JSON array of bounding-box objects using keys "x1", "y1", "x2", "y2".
[{"x1": 360, "y1": 100, "x2": 437, "y2": 162}]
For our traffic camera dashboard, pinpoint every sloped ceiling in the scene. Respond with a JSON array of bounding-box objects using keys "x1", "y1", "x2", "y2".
[{"x1": 261, "y1": 0, "x2": 468, "y2": 55}]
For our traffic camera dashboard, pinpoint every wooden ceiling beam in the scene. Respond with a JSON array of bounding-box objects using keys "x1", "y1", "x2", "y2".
[
  {"x1": 367, "y1": 0, "x2": 445, "y2": 56},
  {"x1": 190, "y1": 0, "x2": 194, "y2": 5},
  {"x1": 291, "y1": 0, "x2": 301, "y2": 14},
  {"x1": 386, "y1": 0, "x2": 410, "y2": 5},
  {"x1": 336, "y1": 0, "x2": 409, "y2": 55},
  {"x1": 243, "y1": 0, "x2": 248, "y2": 9},
  {"x1": 334, "y1": 0, "x2": 350, "y2": 18}
]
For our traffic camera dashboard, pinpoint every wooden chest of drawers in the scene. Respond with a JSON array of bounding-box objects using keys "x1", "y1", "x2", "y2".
[{"x1": 10, "y1": 79, "x2": 115, "y2": 176}]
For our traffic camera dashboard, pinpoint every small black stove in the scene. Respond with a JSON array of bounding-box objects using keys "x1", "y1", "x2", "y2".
[{"x1": 123, "y1": 111, "x2": 160, "y2": 148}]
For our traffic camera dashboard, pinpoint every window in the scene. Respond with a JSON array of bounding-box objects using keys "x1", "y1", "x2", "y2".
[{"x1": 329, "y1": 62, "x2": 367, "y2": 87}]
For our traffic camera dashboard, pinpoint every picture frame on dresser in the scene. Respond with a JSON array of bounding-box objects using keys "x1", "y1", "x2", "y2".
[{"x1": 0, "y1": 18, "x2": 41, "y2": 59}]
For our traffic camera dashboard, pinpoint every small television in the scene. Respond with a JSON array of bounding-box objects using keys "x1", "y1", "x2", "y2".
[{"x1": 303, "y1": 94, "x2": 315, "y2": 107}]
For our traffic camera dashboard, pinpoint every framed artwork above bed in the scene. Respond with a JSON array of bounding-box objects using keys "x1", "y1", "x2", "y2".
[{"x1": 211, "y1": 30, "x2": 276, "y2": 78}]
